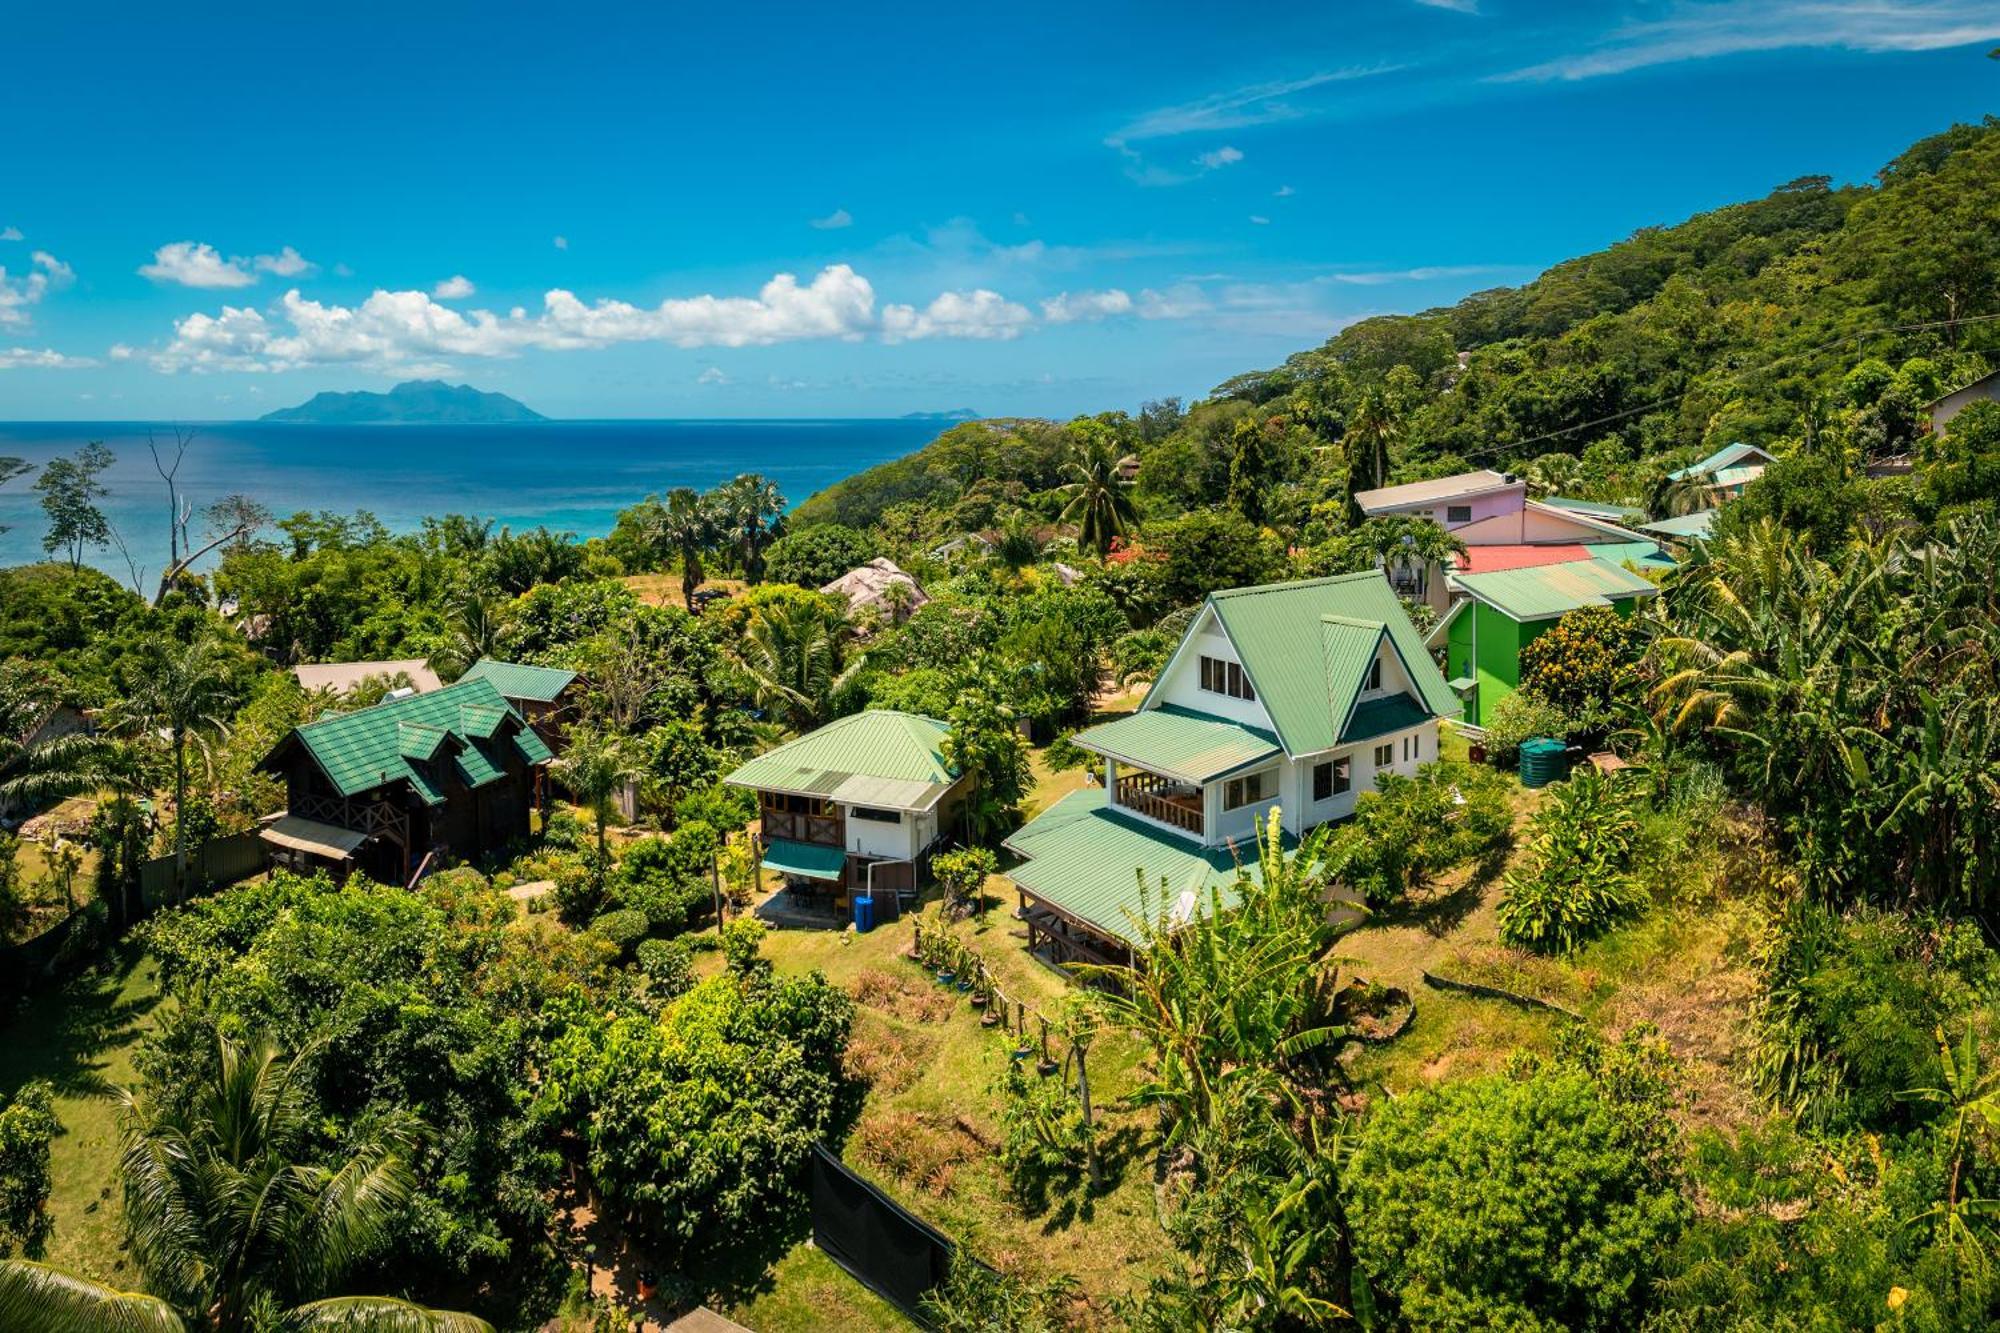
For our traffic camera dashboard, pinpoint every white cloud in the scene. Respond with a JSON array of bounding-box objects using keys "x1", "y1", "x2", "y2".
[
  {"x1": 1109, "y1": 67, "x2": 1396, "y2": 143},
  {"x1": 109, "y1": 343, "x2": 136, "y2": 361},
  {"x1": 1249, "y1": 215, "x2": 1272, "y2": 225},
  {"x1": 140, "y1": 242, "x2": 256, "y2": 288},
  {"x1": 881, "y1": 289, "x2": 1032, "y2": 343},
  {"x1": 255, "y1": 246, "x2": 315, "y2": 277},
  {"x1": 0, "y1": 346, "x2": 96, "y2": 370},
  {"x1": 1137, "y1": 286, "x2": 1212, "y2": 320},
  {"x1": 334, "y1": 262, "x2": 355, "y2": 277},
  {"x1": 1323, "y1": 264, "x2": 1515, "y2": 285},
  {"x1": 0, "y1": 227, "x2": 22, "y2": 242},
  {"x1": 1499, "y1": 0, "x2": 2000, "y2": 81},
  {"x1": 553, "y1": 235, "x2": 569, "y2": 250},
  {"x1": 1041, "y1": 289, "x2": 1135, "y2": 324},
  {"x1": 154, "y1": 265, "x2": 890, "y2": 372},
  {"x1": 1274, "y1": 184, "x2": 1296, "y2": 197},
  {"x1": 0, "y1": 250, "x2": 72, "y2": 327},
  {"x1": 1196, "y1": 145, "x2": 1245, "y2": 169},
  {"x1": 433, "y1": 275, "x2": 476, "y2": 299},
  {"x1": 696, "y1": 366, "x2": 730, "y2": 385},
  {"x1": 810, "y1": 208, "x2": 853, "y2": 230},
  {"x1": 1415, "y1": 0, "x2": 1479, "y2": 13}
]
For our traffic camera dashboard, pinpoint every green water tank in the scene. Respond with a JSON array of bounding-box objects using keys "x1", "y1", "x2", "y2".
[{"x1": 1519, "y1": 737, "x2": 1570, "y2": 789}]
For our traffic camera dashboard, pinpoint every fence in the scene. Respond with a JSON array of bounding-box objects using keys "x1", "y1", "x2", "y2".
[
  {"x1": 2, "y1": 829, "x2": 268, "y2": 998},
  {"x1": 810, "y1": 1144, "x2": 956, "y2": 1325}
]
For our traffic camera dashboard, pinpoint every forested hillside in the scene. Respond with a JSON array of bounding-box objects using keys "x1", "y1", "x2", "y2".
[{"x1": 800, "y1": 117, "x2": 1999, "y2": 538}]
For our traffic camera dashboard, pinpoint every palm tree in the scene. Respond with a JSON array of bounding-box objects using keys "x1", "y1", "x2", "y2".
[
  {"x1": 1056, "y1": 441, "x2": 1137, "y2": 558},
  {"x1": 716, "y1": 475, "x2": 786, "y2": 584},
  {"x1": 1354, "y1": 517, "x2": 1467, "y2": 599},
  {"x1": 649, "y1": 487, "x2": 720, "y2": 611},
  {"x1": 1343, "y1": 387, "x2": 1401, "y2": 500},
  {"x1": 0, "y1": 1034, "x2": 490, "y2": 1332},
  {"x1": 108, "y1": 634, "x2": 238, "y2": 902},
  {"x1": 0, "y1": 664, "x2": 123, "y2": 824},
  {"x1": 552, "y1": 728, "x2": 638, "y2": 872},
  {"x1": 427, "y1": 589, "x2": 505, "y2": 680},
  {"x1": 737, "y1": 599, "x2": 862, "y2": 732}
]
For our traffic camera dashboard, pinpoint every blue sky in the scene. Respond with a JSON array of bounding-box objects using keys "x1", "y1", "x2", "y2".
[{"x1": 1, "y1": 1, "x2": 1996, "y2": 420}]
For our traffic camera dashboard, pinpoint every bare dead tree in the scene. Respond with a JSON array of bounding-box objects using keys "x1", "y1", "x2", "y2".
[
  {"x1": 146, "y1": 424, "x2": 196, "y2": 574},
  {"x1": 105, "y1": 521, "x2": 150, "y2": 600}
]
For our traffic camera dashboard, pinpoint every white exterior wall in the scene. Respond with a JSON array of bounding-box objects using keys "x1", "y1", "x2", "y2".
[
  {"x1": 1152, "y1": 610, "x2": 1282, "y2": 732},
  {"x1": 1287, "y1": 719, "x2": 1439, "y2": 831},
  {"x1": 1208, "y1": 762, "x2": 1284, "y2": 848},
  {"x1": 843, "y1": 805, "x2": 917, "y2": 860}
]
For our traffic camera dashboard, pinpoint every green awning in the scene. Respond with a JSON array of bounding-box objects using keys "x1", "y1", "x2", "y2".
[{"x1": 761, "y1": 839, "x2": 846, "y2": 881}]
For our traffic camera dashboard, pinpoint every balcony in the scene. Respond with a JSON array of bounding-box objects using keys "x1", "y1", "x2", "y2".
[{"x1": 1113, "y1": 770, "x2": 1204, "y2": 839}]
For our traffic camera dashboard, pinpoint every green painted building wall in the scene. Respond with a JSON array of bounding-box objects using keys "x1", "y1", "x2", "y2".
[{"x1": 1445, "y1": 594, "x2": 1642, "y2": 728}]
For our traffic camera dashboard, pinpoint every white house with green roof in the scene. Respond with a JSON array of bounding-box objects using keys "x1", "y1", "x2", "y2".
[
  {"x1": 724, "y1": 709, "x2": 969, "y2": 903},
  {"x1": 1004, "y1": 571, "x2": 1458, "y2": 964}
]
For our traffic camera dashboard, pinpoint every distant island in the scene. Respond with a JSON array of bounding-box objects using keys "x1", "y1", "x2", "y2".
[
  {"x1": 898, "y1": 408, "x2": 980, "y2": 422},
  {"x1": 260, "y1": 380, "x2": 547, "y2": 424}
]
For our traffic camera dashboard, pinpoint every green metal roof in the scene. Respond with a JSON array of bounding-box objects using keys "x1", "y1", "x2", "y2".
[
  {"x1": 724, "y1": 709, "x2": 959, "y2": 809},
  {"x1": 1711, "y1": 465, "x2": 1764, "y2": 488},
  {"x1": 1453, "y1": 560, "x2": 1659, "y2": 623},
  {"x1": 1342, "y1": 692, "x2": 1432, "y2": 744},
  {"x1": 458, "y1": 658, "x2": 579, "y2": 704},
  {"x1": 1639, "y1": 509, "x2": 1717, "y2": 539},
  {"x1": 1003, "y1": 787, "x2": 1264, "y2": 945},
  {"x1": 1541, "y1": 496, "x2": 1638, "y2": 520},
  {"x1": 397, "y1": 721, "x2": 449, "y2": 763},
  {"x1": 1586, "y1": 540, "x2": 1678, "y2": 571},
  {"x1": 761, "y1": 838, "x2": 846, "y2": 882},
  {"x1": 1072, "y1": 705, "x2": 1279, "y2": 783},
  {"x1": 1193, "y1": 571, "x2": 1460, "y2": 756},
  {"x1": 270, "y1": 677, "x2": 547, "y2": 803},
  {"x1": 1669, "y1": 441, "x2": 1772, "y2": 481}
]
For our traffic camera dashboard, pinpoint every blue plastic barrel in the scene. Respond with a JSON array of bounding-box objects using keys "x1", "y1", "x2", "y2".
[{"x1": 852, "y1": 894, "x2": 875, "y2": 933}]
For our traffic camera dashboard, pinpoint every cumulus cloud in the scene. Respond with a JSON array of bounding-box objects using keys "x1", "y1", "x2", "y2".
[
  {"x1": 1197, "y1": 145, "x2": 1244, "y2": 169},
  {"x1": 0, "y1": 250, "x2": 72, "y2": 327},
  {"x1": 0, "y1": 227, "x2": 22, "y2": 242},
  {"x1": 255, "y1": 246, "x2": 315, "y2": 277},
  {"x1": 433, "y1": 275, "x2": 476, "y2": 299},
  {"x1": 109, "y1": 343, "x2": 136, "y2": 361},
  {"x1": 1041, "y1": 289, "x2": 1135, "y2": 324},
  {"x1": 809, "y1": 208, "x2": 853, "y2": 230},
  {"x1": 0, "y1": 346, "x2": 96, "y2": 370},
  {"x1": 880, "y1": 289, "x2": 1033, "y2": 344},
  {"x1": 153, "y1": 265, "x2": 892, "y2": 373},
  {"x1": 696, "y1": 366, "x2": 730, "y2": 385},
  {"x1": 140, "y1": 242, "x2": 256, "y2": 288}
]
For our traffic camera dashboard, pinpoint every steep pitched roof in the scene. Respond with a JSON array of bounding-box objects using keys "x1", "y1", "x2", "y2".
[
  {"x1": 1192, "y1": 571, "x2": 1460, "y2": 756},
  {"x1": 1669, "y1": 441, "x2": 1775, "y2": 481},
  {"x1": 458, "y1": 658, "x2": 578, "y2": 704},
  {"x1": 1452, "y1": 560, "x2": 1659, "y2": 623},
  {"x1": 1352, "y1": 469, "x2": 1517, "y2": 513},
  {"x1": 724, "y1": 709, "x2": 959, "y2": 811},
  {"x1": 266, "y1": 677, "x2": 551, "y2": 805}
]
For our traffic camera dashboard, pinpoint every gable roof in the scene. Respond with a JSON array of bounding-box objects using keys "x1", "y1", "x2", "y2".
[
  {"x1": 458, "y1": 658, "x2": 578, "y2": 704},
  {"x1": 1669, "y1": 441, "x2": 1775, "y2": 481},
  {"x1": 1521, "y1": 498, "x2": 1641, "y2": 542},
  {"x1": 1639, "y1": 509, "x2": 1717, "y2": 539},
  {"x1": 1540, "y1": 496, "x2": 1637, "y2": 521},
  {"x1": 1452, "y1": 560, "x2": 1659, "y2": 623},
  {"x1": 723, "y1": 709, "x2": 959, "y2": 811},
  {"x1": 1454, "y1": 543, "x2": 1595, "y2": 574},
  {"x1": 1352, "y1": 469, "x2": 1517, "y2": 514},
  {"x1": 1189, "y1": 571, "x2": 1460, "y2": 756},
  {"x1": 266, "y1": 677, "x2": 551, "y2": 805}
]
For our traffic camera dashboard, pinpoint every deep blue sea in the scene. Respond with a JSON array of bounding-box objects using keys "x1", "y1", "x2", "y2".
[{"x1": 0, "y1": 419, "x2": 944, "y2": 577}]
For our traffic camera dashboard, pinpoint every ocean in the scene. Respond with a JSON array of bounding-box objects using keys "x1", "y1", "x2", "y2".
[{"x1": 0, "y1": 419, "x2": 945, "y2": 578}]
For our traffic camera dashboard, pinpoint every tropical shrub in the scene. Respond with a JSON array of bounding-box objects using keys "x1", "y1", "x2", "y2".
[
  {"x1": 763, "y1": 523, "x2": 876, "y2": 588},
  {"x1": 1482, "y1": 688, "x2": 1573, "y2": 766},
  {"x1": 931, "y1": 846, "x2": 997, "y2": 918},
  {"x1": 1347, "y1": 1028, "x2": 1688, "y2": 1332},
  {"x1": 590, "y1": 907, "x2": 649, "y2": 959},
  {"x1": 995, "y1": 1051, "x2": 1094, "y2": 1220},
  {"x1": 1039, "y1": 730, "x2": 1092, "y2": 773},
  {"x1": 1750, "y1": 900, "x2": 1996, "y2": 1132},
  {"x1": 0, "y1": 1082, "x2": 57, "y2": 1258},
  {"x1": 920, "y1": 1260, "x2": 1078, "y2": 1333},
  {"x1": 614, "y1": 825, "x2": 716, "y2": 934},
  {"x1": 1518, "y1": 606, "x2": 1644, "y2": 714},
  {"x1": 1497, "y1": 770, "x2": 1645, "y2": 954},
  {"x1": 635, "y1": 936, "x2": 697, "y2": 1001},
  {"x1": 1324, "y1": 760, "x2": 1513, "y2": 907}
]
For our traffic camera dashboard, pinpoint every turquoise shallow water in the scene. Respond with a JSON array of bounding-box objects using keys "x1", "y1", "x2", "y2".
[{"x1": 0, "y1": 418, "x2": 942, "y2": 575}]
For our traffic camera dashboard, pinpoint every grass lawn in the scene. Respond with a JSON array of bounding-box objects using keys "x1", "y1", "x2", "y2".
[{"x1": 0, "y1": 942, "x2": 166, "y2": 1282}]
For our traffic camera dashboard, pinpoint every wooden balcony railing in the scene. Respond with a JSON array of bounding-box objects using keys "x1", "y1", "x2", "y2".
[
  {"x1": 295, "y1": 792, "x2": 408, "y2": 846},
  {"x1": 760, "y1": 805, "x2": 844, "y2": 847},
  {"x1": 1114, "y1": 771, "x2": 1204, "y2": 837}
]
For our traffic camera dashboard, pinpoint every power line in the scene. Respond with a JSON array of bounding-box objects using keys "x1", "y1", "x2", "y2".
[{"x1": 1448, "y1": 310, "x2": 2000, "y2": 463}]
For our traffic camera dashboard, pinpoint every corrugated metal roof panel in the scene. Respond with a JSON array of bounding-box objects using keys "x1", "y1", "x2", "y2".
[
  {"x1": 459, "y1": 659, "x2": 579, "y2": 704},
  {"x1": 281, "y1": 677, "x2": 541, "y2": 799},
  {"x1": 1073, "y1": 705, "x2": 1279, "y2": 783},
  {"x1": 1003, "y1": 787, "x2": 1260, "y2": 945},
  {"x1": 724, "y1": 709, "x2": 957, "y2": 805},
  {"x1": 1453, "y1": 560, "x2": 1659, "y2": 622},
  {"x1": 1639, "y1": 509, "x2": 1717, "y2": 539},
  {"x1": 1353, "y1": 469, "x2": 1515, "y2": 512}
]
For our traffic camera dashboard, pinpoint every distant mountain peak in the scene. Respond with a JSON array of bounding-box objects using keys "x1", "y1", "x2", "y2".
[{"x1": 260, "y1": 380, "x2": 546, "y2": 424}]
